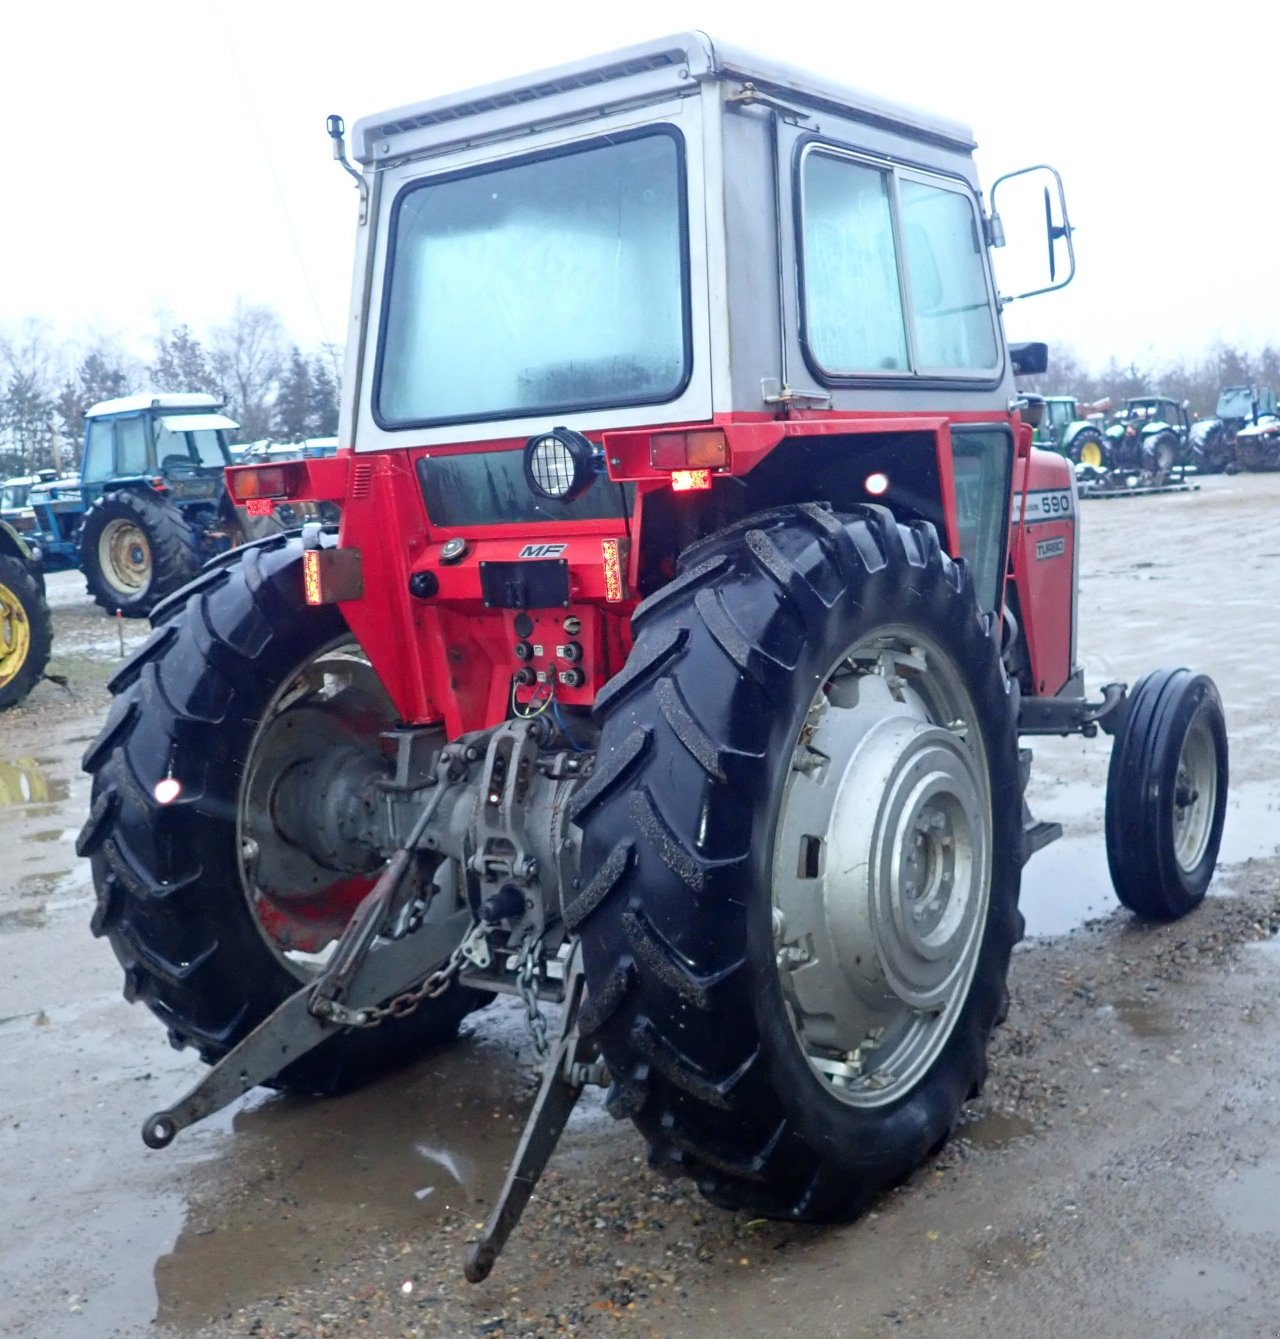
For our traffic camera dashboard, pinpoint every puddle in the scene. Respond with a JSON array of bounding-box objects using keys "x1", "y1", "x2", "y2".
[
  {"x1": 153, "y1": 1001, "x2": 550, "y2": 1328},
  {"x1": 1096, "y1": 998, "x2": 1178, "y2": 1039},
  {"x1": 0, "y1": 757, "x2": 53, "y2": 807},
  {"x1": 0, "y1": 906, "x2": 48, "y2": 932},
  {"x1": 1142, "y1": 1255, "x2": 1255, "y2": 1318},
  {"x1": 1020, "y1": 774, "x2": 1280, "y2": 938},
  {"x1": 957, "y1": 1111, "x2": 1037, "y2": 1149},
  {"x1": 1213, "y1": 1161, "x2": 1280, "y2": 1235}
]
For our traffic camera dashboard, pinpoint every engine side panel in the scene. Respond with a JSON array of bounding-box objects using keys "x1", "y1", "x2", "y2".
[{"x1": 1010, "y1": 448, "x2": 1077, "y2": 697}]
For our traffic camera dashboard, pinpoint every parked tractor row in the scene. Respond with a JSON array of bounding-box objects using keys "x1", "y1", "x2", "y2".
[{"x1": 1033, "y1": 385, "x2": 1280, "y2": 487}]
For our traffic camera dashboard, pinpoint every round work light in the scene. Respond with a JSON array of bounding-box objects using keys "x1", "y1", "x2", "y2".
[{"x1": 523, "y1": 428, "x2": 596, "y2": 503}]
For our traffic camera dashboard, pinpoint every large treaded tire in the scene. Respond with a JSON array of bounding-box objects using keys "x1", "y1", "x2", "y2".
[
  {"x1": 1105, "y1": 669, "x2": 1228, "y2": 921},
  {"x1": 571, "y1": 504, "x2": 1023, "y2": 1221},
  {"x1": 77, "y1": 534, "x2": 487, "y2": 1094},
  {"x1": 0, "y1": 553, "x2": 52, "y2": 710},
  {"x1": 79, "y1": 488, "x2": 201, "y2": 617},
  {"x1": 1068, "y1": 427, "x2": 1107, "y2": 470}
]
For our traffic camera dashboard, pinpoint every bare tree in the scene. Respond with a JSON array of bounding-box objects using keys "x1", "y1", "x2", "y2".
[
  {"x1": 150, "y1": 324, "x2": 225, "y2": 400},
  {"x1": 0, "y1": 322, "x2": 65, "y2": 475},
  {"x1": 210, "y1": 301, "x2": 287, "y2": 442}
]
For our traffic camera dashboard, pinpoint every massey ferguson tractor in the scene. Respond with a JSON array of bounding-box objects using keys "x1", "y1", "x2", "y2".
[{"x1": 79, "y1": 36, "x2": 1229, "y2": 1281}]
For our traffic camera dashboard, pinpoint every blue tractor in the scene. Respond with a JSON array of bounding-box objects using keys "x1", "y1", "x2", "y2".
[{"x1": 29, "y1": 393, "x2": 255, "y2": 616}]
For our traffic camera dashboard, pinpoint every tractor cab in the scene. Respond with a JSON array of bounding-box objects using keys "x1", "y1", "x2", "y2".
[
  {"x1": 1216, "y1": 384, "x2": 1277, "y2": 425},
  {"x1": 0, "y1": 470, "x2": 56, "y2": 535},
  {"x1": 80, "y1": 394, "x2": 237, "y2": 505},
  {"x1": 1036, "y1": 395, "x2": 1079, "y2": 447}
]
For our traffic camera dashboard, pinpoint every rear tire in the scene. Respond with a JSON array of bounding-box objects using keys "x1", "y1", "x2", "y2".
[
  {"x1": 0, "y1": 554, "x2": 52, "y2": 710},
  {"x1": 78, "y1": 535, "x2": 488, "y2": 1094},
  {"x1": 572, "y1": 505, "x2": 1022, "y2": 1221},
  {"x1": 1069, "y1": 428, "x2": 1106, "y2": 470},
  {"x1": 79, "y1": 489, "x2": 201, "y2": 617},
  {"x1": 1105, "y1": 670, "x2": 1228, "y2": 921}
]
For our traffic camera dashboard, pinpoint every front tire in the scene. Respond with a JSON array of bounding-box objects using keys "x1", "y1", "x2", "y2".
[
  {"x1": 78, "y1": 535, "x2": 487, "y2": 1093},
  {"x1": 1105, "y1": 670, "x2": 1228, "y2": 920},
  {"x1": 572, "y1": 505, "x2": 1022, "y2": 1220},
  {"x1": 79, "y1": 489, "x2": 201, "y2": 617},
  {"x1": 0, "y1": 554, "x2": 52, "y2": 710}
]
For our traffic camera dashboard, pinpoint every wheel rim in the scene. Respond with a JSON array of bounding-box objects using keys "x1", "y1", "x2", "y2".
[
  {"x1": 771, "y1": 630, "x2": 991, "y2": 1108},
  {"x1": 237, "y1": 638, "x2": 401, "y2": 979},
  {"x1": 1172, "y1": 709, "x2": 1217, "y2": 873},
  {"x1": 98, "y1": 518, "x2": 152, "y2": 595},
  {"x1": 0, "y1": 579, "x2": 31, "y2": 689},
  {"x1": 1080, "y1": 440, "x2": 1103, "y2": 469}
]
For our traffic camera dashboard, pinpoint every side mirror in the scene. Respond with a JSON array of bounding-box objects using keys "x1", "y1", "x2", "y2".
[
  {"x1": 1010, "y1": 342, "x2": 1049, "y2": 376},
  {"x1": 988, "y1": 165, "x2": 1075, "y2": 304}
]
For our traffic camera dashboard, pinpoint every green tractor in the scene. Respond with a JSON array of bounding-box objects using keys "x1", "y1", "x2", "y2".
[
  {"x1": 0, "y1": 519, "x2": 53, "y2": 710},
  {"x1": 1033, "y1": 395, "x2": 1107, "y2": 467}
]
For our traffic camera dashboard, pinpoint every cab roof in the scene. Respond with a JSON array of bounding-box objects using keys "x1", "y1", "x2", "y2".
[
  {"x1": 352, "y1": 32, "x2": 976, "y2": 166},
  {"x1": 86, "y1": 392, "x2": 224, "y2": 419}
]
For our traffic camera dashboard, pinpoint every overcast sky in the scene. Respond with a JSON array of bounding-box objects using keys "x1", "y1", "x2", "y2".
[{"x1": 3, "y1": 0, "x2": 1275, "y2": 374}]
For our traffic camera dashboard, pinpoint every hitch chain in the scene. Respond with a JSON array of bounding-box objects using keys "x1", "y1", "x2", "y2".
[
  {"x1": 516, "y1": 937, "x2": 550, "y2": 1061},
  {"x1": 346, "y1": 921, "x2": 484, "y2": 1028}
]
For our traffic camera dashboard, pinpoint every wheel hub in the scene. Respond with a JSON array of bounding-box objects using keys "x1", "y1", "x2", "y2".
[
  {"x1": 0, "y1": 580, "x2": 31, "y2": 686},
  {"x1": 772, "y1": 642, "x2": 990, "y2": 1107},
  {"x1": 238, "y1": 642, "x2": 401, "y2": 969},
  {"x1": 99, "y1": 518, "x2": 152, "y2": 595},
  {"x1": 1172, "y1": 711, "x2": 1217, "y2": 873}
]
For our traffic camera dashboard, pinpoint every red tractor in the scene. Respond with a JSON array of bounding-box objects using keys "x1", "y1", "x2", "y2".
[{"x1": 80, "y1": 36, "x2": 1228, "y2": 1280}]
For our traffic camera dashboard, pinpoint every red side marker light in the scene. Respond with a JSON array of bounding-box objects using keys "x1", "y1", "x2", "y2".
[
  {"x1": 864, "y1": 471, "x2": 890, "y2": 496},
  {"x1": 303, "y1": 548, "x2": 323, "y2": 605},
  {"x1": 302, "y1": 546, "x2": 364, "y2": 606},
  {"x1": 245, "y1": 498, "x2": 275, "y2": 517},
  {"x1": 154, "y1": 777, "x2": 182, "y2": 805},
  {"x1": 671, "y1": 469, "x2": 712, "y2": 493},
  {"x1": 602, "y1": 538, "x2": 625, "y2": 601}
]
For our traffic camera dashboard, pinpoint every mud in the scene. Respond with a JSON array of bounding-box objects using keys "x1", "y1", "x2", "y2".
[{"x1": 2, "y1": 481, "x2": 1280, "y2": 1338}]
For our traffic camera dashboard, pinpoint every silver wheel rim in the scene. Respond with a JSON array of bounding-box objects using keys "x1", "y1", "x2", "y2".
[
  {"x1": 236, "y1": 638, "x2": 400, "y2": 980},
  {"x1": 1172, "y1": 709, "x2": 1217, "y2": 873},
  {"x1": 771, "y1": 629, "x2": 992, "y2": 1108},
  {"x1": 98, "y1": 517, "x2": 151, "y2": 595}
]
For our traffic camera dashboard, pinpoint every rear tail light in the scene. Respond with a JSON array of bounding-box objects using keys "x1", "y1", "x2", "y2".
[
  {"x1": 650, "y1": 429, "x2": 728, "y2": 471},
  {"x1": 227, "y1": 463, "x2": 302, "y2": 502}
]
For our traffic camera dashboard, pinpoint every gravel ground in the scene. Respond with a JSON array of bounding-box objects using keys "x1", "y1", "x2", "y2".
[{"x1": 3, "y1": 476, "x2": 1280, "y2": 1339}]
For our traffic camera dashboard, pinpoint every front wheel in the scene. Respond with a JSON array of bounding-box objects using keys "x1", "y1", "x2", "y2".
[
  {"x1": 572, "y1": 505, "x2": 1023, "y2": 1220},
  {"x1": 1105, "y1": 670, "x2": 1228, "y2": 920},
  {"x1": 0, "y1": 554, "x2": 52, "y2": 710},
  {"x1": 78, "y1": 535, "x2": 488, "y2": 1093},
  {"x1": 79, "y1": 489, "x2": 201, "y2": 616}
]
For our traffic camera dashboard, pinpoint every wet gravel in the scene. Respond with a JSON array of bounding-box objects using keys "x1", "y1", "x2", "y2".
[
  {"x1": 7, "y1": 479, "x2": 1280, "y2": 1339},
  {"x1": 155, "y1": 871, "x2": 1280, "y2": 1339}
]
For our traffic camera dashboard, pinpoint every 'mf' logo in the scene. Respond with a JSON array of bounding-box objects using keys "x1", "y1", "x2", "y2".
[{"x1": 518, "y1": 543, "x2": 567, "y2": 559}]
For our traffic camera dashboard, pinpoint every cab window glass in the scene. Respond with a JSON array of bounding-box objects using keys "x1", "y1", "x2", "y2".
[
  {"x1": 115, "y1": 418, "x2": 151, "y2": 475},
  {"x1": 82, "y1": 421, "x2": 114, "y2": 483},
  {"x1": 950, "y1": 427, "x2": 1013, "y2": 611},
  {"x1": 899, "y1": 179, "x2": 998, "y2": 370},
  {"x1": 800, "y1": 153, "x2": 908, "y2": 373}
]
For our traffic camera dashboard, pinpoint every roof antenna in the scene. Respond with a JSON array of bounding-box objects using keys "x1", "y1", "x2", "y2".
[{"x1": 327, "y1": 115, "x2": 369, "y2": 223}]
